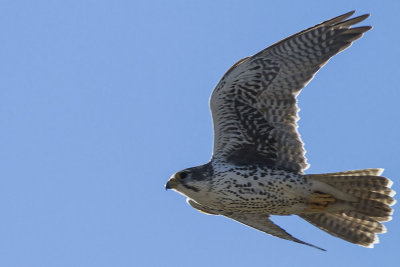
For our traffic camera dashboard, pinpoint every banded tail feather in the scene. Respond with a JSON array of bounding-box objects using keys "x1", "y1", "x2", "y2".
[{"x1": 302, "y1": 169, "x2": 395, "y2": 247}]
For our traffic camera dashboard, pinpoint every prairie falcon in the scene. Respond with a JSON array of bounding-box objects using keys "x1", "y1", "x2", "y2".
[{"x1": 166, "y1": 11, "x2": 395, "y2": 250}]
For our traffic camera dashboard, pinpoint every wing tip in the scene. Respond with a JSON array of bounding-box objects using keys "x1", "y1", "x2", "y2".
[{"x1": 324, "y1": 11, "x2": 370, "y2": 28}]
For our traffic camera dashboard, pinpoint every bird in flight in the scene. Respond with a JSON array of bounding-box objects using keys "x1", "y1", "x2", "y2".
[{"x1": 165, "y1": 11, "x2": 395, "y2": 251}]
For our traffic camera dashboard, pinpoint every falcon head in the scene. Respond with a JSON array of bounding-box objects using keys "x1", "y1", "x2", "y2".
[{"x1": 165, "y1": 163, "x2": 213, "y2": 196}]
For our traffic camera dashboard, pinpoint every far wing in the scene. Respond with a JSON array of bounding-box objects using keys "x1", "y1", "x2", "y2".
[
  {"x1": 210, "y1": 11, "x2": 371, "y2": 173},
  {"x1": 187, "y1": 199, "x2": 219, "y2": 215},
  {"x1": 225, "y1": 212, "x2": 325, "y2": 251}
]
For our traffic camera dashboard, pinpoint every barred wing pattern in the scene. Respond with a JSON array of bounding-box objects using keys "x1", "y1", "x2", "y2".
[{"x1": 210, "y1": 11, "x2": 371, "y2": 173}]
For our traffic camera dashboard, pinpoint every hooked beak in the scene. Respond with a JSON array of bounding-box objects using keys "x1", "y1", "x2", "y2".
[{"x1": 165, "y1": 177, "x2": 178, "y2": 190}]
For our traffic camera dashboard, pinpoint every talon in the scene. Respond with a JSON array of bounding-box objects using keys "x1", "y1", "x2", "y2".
[{"x1": 305, "y1": 192, "x2": 336, "y2": 212}]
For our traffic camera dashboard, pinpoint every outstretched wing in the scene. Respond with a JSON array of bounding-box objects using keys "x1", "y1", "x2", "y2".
[{"x1": 210, "y1": 11, "x2": 371, "y2": 173}]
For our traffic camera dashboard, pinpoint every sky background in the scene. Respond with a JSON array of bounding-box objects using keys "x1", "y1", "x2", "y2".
[{"x1": 1, "y1": 0, "x2": 399, "y2": 266}]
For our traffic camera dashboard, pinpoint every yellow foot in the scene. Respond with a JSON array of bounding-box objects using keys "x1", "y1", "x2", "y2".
[{"x1": 305, "y1": 193, "x2": 336, "y2": 212}]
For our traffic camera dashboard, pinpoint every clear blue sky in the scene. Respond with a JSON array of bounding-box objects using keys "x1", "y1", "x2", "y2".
[{"x1": 1, "y1": 1, "x2": 399, "y2": 266}]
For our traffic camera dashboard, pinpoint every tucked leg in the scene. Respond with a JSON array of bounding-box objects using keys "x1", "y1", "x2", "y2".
[{"x1": 305, "y1": 192, "x2": 336, "y2": 212}]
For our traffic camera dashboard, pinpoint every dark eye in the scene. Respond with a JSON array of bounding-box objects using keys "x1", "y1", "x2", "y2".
[{"x1": 180, "y1": 171, "x2": 188, "y2": 179}]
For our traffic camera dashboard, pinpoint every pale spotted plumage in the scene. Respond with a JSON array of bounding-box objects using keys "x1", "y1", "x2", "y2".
[{"x1": 166, "y1": 11, "x2": 395, "y2": 250}]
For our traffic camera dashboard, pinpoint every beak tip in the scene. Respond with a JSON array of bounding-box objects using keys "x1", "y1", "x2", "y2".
[
  {"x1": 165, "y1": 178, "x2": 177, "y2": 190},
  {"x1": 165, "y1": 181, "x2": 172, "y2": 190}
]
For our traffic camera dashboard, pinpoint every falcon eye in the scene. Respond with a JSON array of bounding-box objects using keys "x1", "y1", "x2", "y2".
[{"x1": 179, "y1": 171, "x2": 188, "y2": 179}]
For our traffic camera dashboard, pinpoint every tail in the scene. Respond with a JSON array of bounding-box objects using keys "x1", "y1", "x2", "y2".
[{"x1": 299, "y1": 168, "x2": 396, "y2": 248}]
